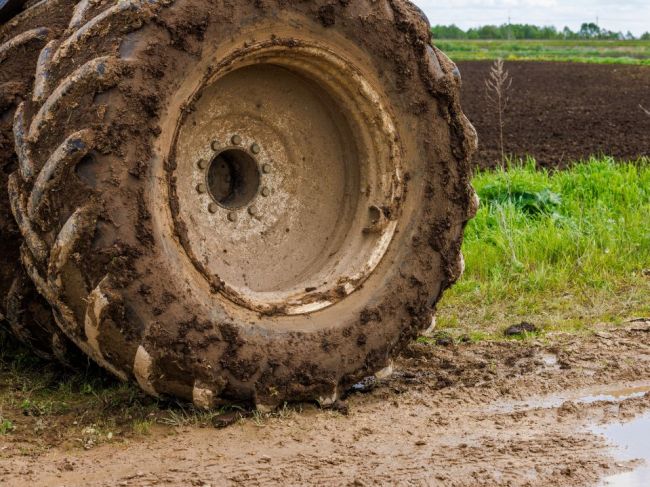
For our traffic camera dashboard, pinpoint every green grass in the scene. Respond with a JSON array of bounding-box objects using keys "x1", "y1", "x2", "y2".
[
  {"x1": 0, "y1": 333, "x2": 228, "y2": 450},
  {"x1": 437, "y1": 157, "x2": 650, "y2": 336},
  {"x1": 0, "y1": 331, "x2": 301, "y2": 449},
  {"x1": 435, "y1": 39, "x2": 650, "y2": 65}
]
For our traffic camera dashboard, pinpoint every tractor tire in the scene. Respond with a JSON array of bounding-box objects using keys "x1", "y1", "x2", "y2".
[
  {"x1": 11, "y1": 0, "x2": 478, "y2": 407},
  {"x1": 0, "y1": 0, "x2": 79, "y2": 361}
]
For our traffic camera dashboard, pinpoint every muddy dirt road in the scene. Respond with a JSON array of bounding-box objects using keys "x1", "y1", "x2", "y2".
[{"x1": 2, "y1": 322, "x2": 650, "y2": 486}]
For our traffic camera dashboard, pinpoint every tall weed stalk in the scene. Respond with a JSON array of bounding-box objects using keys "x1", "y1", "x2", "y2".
[{"x1": 485, "y1": 59, "x2": 512, "y2": 164}]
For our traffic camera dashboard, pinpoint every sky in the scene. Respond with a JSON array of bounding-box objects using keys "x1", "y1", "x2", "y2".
[{"x1": 413, "y1": 0, "x2": 650, "y2": 36}]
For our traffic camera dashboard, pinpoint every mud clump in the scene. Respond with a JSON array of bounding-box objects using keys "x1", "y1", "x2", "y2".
[{"x1": 505, "y1": 322, "x2": 539, "y2": 337}]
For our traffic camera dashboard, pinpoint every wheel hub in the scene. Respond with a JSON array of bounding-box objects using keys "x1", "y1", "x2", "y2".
[
  {"x1": 169, "y1": 41, "x2": 403, "y2": 315},
  {"x1": 205, "y1": 146, "x2": 261, "y2": 211}
]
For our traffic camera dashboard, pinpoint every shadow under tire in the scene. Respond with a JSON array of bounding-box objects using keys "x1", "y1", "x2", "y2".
[{"x1": 11, "y1": 0, "x2": 478, "y2": 407}]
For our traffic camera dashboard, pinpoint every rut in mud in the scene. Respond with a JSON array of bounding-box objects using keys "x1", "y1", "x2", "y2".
[{"x1": 2, "y1": 322, "x2": 650, "y2": 486}]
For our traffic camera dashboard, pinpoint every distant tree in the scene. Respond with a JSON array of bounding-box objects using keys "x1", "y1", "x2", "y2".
[
  {"x1": 562, "y1": 26, "x2": 575, "y2": 39},
  {"x1": 641, "y1": 32, "x2": 650, "y2": 40},
  {"x1": 579, "y1": 22, "x2": 601, "y2": 38},
  {"x1": 472, "y1": 25, "x2": 504, "y2": 39},
  {"x1": 430, "y1": 23, "x2": 639, "y2": 41},
  {"x1": 431, "y1": 24, "x2": 467, "y2": 39}
]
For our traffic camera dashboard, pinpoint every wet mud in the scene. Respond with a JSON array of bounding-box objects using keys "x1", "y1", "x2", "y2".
[{"x1": 1, "y1": 322, "x2": 650, "y2": 486}]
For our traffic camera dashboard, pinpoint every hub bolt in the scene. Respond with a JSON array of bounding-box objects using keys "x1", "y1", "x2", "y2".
[
  {"x1": 262, "y1": 164, "x2": 272, "y2": 174},
  {"x1": 261, "y1": 187, "x2": 271, "y2": 197},
  {"x1": 248, "y1": 206, "x2": 259, "y2": 217},
  {"x1": 198, "y1": 159, "x2": 208, "y2": 170},
  {"x1": 211, "y1": 140, "x2": 219, "y2": 151},
  {"x1": 197, "y1": 183, "x2": 207, "y2": 194},
  {"x1": 227, "y1": 212, "x2": 237, "y2": 222},
  {"x1": 251, "y1": 143, "x2": 261, "y2": 154},
  {"x1": 208, "y1": 203, "x2": 218, "y2": 214},
  {"x1": 231, "y1": 134, "x2": 242, "y2": 146}
]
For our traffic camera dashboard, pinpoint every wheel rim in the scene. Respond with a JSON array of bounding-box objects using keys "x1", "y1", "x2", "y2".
[{"x1": 169, "y1": 40, "x2": 403, "y2": 316}]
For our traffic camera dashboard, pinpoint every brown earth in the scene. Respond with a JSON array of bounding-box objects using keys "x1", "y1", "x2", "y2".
[
  {"x1": 458, "y1": 61, "x2": 650, "y2": 169},
  {"x1": 2, "y1": 321, "x2": 650, "y2": 486}
]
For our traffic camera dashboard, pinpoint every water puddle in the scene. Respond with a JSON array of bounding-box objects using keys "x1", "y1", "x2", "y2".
[
  {"x1": 490, "y1": 382, "x2": 650, "y2": 414},
  {"x1": 580, "y1": 385, "x2": 650, "y2": 405},
  {"x1": 486, "y1": 380, "x2": 650, "y2": 485},
  {"x1": 595, "y1": 413, "x2": 650, "y2": 486}
]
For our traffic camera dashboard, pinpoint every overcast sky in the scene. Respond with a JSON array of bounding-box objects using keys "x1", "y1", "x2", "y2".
[{"x1": 413, "y1": 0, "x2": 650, "y2": 36}]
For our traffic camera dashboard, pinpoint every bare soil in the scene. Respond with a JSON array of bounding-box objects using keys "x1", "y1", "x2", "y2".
[
  {"x1": 458, "y1": 61, "x2": 650, "y2": 169},
  {"x1": 2, "y1": 321, "x2": 650, "y2": 486}
]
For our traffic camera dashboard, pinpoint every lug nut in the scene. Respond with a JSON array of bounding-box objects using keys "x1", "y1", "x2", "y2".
[
  {"x1": 196, "y1": 183, "x2": 207, "y2": 194},
  {"x1": 231, "y1": 134, "x2": 242, "y2": 146},
  {"x1": 261, "y1": 187, "x2": 270, "y2": 197},
  {"x1": 208, "y1": 203, "x2": 218, "y2": 214},
  {"x1": 211, "y1": 140, "x2": 219, "y2": 151},
  {"x1": 227, "y1": 212, "x2": 237, "y2": 222},
  {"x1": 251, "y1": 143, "x2": 261, "y2": 154},
  {"x1": 262, "y1": 163, "x2": 272, "y2": 174},
  {"x1": 248, "y1": 206, "x2": 259, "y2": 217},
  {"x1": 198, "y1": 159, "x2": 208, "y2": 170}
]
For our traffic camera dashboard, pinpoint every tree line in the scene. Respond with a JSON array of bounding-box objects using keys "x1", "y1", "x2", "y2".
[{"x1": 431, "y1": 23, "x2": 650, "y2": 41}]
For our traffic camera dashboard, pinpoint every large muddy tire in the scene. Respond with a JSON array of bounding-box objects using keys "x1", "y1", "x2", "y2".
[
  {"x1": 11, "y1": 0, "x2": 477, "y2": 407},
  {"x1": 0, "y1": 0, "x2": 80, "y2": 360}
]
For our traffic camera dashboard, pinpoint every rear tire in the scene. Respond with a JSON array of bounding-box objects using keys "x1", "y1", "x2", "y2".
[
  {"x1": 12, "y1": 0, "x2": 477, "y2": 407},
  {"x1": 0, "y1": 0, "x2": 78, "y2": 360}
]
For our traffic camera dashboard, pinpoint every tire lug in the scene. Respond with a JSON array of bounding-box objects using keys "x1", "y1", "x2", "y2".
[{"x1": 231, "y1": 134, "x2": 242, "y2": 146}]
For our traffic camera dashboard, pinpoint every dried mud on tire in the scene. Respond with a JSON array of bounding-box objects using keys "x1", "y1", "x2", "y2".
[
  {"x1": 459, "y1": 61, "x2": 650, "y2": 169},
  {"x1": 9, "y1": 0, "x2": 476, "y2": 406}
]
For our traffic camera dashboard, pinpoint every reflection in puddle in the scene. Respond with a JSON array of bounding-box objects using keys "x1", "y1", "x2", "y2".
[
  {"x1": 595, "y1": 413, "x2": 650, "y2": 487},
  {"x1": 488, "y1": 380, "x2": 650, "y2": 485},
  {"x1": 580, "y1": 385, "x2": 650, "y2": 405},
  {"x1": 490, "y1": 383, "x2": 650, "y2": 414}
]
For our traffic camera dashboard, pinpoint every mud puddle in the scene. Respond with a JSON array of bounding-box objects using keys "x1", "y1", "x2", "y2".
[
  {"x1": 595, "y1": 413, "x2": 650, "y2": 486},
  {"x1": 491, "y1": 381, "x2": 650, "y2": 414},
  {"x1": 3, "y1": 326, "x2": 650, "y2": 486}
]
